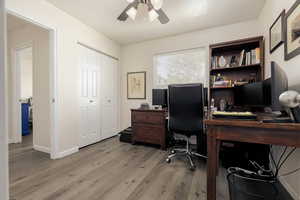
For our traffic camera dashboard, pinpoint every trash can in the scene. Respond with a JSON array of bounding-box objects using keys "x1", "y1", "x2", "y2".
[{"x1": 227, "y1": 167, "x2": 279, "y2": 200}]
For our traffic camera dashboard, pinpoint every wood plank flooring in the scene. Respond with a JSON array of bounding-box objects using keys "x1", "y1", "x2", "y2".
[{"x1": 9, "y1": 136, "x2": 229, "y2": 200}]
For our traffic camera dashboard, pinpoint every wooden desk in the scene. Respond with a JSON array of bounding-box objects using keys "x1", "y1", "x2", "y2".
[{"x1": 204, "y1": 119, "x2": 300, "y2": 200}]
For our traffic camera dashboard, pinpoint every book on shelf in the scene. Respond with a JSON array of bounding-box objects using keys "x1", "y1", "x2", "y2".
[
  {"x1": 239, "y1": 48, "x2": 260, "y2": 66},
  {"x1": 239, "y1": 50, "x2": 245, "y2": 66},
  {"x1": 254, "y1": 48, "x2": 260, "y2": 64},
  {"x1": 211, "y1": 56, "x2": 221, "y2": 69}
]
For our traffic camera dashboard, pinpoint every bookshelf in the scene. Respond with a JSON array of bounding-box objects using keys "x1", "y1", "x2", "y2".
[{"x1": 209, "y1": 36, "x2": 265, "y2": 109}]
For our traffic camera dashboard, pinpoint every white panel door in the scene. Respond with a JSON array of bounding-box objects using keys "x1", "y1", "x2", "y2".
[
  {"x1": 101, "y1": 55, "x2": 119, "y2": 140},
  {"x1": 79, "y1": 46, "x2": 101, "y2": 148}
]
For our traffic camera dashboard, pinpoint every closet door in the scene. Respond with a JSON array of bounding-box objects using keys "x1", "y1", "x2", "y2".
[
  {"x1": 101, "y1": 55, "x2": 119, "y2": 140},
  {"x1": 79, "y1": 46, "x2": 101, "y2": 148}
]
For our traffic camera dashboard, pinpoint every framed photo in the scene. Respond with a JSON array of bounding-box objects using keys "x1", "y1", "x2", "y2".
[
  {"x1": 127, "y1": 71, "x2": 146, "y2": 99},
  {"x1": 285, "y1": 0, "x2": 300, "y2": 60},
  {"x1": 270, "y1": 10, "x2": 285, "y2": 53}
]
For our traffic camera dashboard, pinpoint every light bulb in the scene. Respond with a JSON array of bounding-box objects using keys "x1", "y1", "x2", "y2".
[
  {"x1": 126, "y1": 0, "x2": 135, "y2": 3},
  {"x1": 149, "y1": 9, "x2": 159, "y2": 22},
  {"x1": 126, "y1": 7, "x2": 137, "y2": 20},
  {"x1": 151, "y1": 0, "x2": 163, "y2": 10}
]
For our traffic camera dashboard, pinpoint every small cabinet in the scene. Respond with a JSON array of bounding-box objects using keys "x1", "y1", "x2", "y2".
[{"x1": 131, "y1": 109, "x2": 167, "y2": 150}]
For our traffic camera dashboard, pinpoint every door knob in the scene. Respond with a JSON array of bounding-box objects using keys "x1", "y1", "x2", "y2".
[{"x1": 89, "y1": 100, "x2": 94, "y2": 103}]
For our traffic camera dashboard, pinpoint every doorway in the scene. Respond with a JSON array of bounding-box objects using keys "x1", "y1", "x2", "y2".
[
  {"x1": 14, "y1": 46, "x2": 33, "y2": 146},
  {"x1": 8, "y1": 14, "x2": 52, "y2": 154},
  {"x1": 6, "y1": 12, "x2": 58, "y2": 158}
]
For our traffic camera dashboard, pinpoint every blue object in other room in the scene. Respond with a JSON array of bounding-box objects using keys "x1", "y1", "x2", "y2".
[{"x1": 22, "y1": 103, "x2": 30, "y2": 136}]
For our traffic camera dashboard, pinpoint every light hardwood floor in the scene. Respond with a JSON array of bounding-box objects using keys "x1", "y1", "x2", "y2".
[{"x1": 9, "y1": 136, "x2": 229, "y2": 200}]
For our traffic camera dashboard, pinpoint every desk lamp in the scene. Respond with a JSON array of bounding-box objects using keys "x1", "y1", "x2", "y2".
[{"x1": 279, "y1": 90, "x2": 300, "y2": 122}]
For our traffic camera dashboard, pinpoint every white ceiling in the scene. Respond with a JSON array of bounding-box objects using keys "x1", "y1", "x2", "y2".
[{"x1": 46, "y1": 0, "x2": 266, "y2": 45}]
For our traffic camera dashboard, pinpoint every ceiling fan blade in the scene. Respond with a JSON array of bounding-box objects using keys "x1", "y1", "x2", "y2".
[
  {"x1": 117, "y1": 0, "x2": 139, "y2": 21},
  {"x1": 156, "y1": 9, "x2": 170, "y2": 24},
  {"x1": 147, "y1": 0, "x2": 169, "y2": 24}
]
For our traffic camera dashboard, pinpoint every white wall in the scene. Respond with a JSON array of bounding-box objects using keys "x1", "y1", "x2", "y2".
[
  {"x1": 6, "y1": 0, "x2": 121, "y2": 157},
  {"x1": 19, "y1": 47, "x2": 33, "y2": 99},
  {"x1": 0, "y1": 0, "x2": 9, "y2": 199},
  {"x1": 258, "y1": 0, "x2": 300, "y2": 199},
  {"x1": 7, "y1": 24, "x2": 51, "y2": 150},
  {"x1": 120, "y1": 20, "x2": 260, "y2": 129}
]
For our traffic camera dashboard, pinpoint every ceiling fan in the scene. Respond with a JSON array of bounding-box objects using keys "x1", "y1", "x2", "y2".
[{"x1": 117, "y1": 0, "x2": 170, "y2": 24}]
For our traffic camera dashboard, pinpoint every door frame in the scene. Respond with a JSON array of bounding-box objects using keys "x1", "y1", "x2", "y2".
[
  {"x1": 6, "y1": 10, "x2": 59, "y2": 159},
  {"x1": 0, "y1": 0, "x2": 9, "y2": 199}
]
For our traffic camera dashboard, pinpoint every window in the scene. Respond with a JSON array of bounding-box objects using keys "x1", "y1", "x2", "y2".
[{"x1": 153, "y1": 48, "x2": 207, "y2": 88}]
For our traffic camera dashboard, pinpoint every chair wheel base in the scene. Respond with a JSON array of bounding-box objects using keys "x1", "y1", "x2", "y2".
[{"x1": 190, "y1": 165, "x2": 196, "y2": 171}]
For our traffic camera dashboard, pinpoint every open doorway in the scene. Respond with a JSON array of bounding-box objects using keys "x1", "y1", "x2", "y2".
[
  {"x1": 7, "y1": 14, "x2": 52, "y2": 153},
  {"x1": 15, "y1": 46, "x2": 33, "y2": 147}
]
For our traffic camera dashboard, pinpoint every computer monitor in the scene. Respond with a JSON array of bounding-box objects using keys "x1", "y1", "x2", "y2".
[
  {"x1": 234, "y1": 82, "x2": 266, "y2": 107},
  {"x1": 234, "y1": 61, "x2": 288, "y2": 111},
  {"x1": 152, "y1": 89, "x2": 167, "y2": 107},
  {"x1": 269, "y1": 61, "x2": 288, "y2": 111}
]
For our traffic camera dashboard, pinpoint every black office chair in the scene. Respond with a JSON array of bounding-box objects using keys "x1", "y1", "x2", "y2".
[{"x1": 166, "y1": 83, "x2": 207, "y2": 170}]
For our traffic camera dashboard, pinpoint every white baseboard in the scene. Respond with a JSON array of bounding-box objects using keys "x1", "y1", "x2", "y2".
[
  {"x1": 54, "y1": 147, "x2": 79, "y2": 159},
  {"x1": 8, "y1": 138, "x2": 14, "y2": 144},
  {"x1": 33, "y1": 145, "x2": 50, "y2": 154},
  {"x1": 8, "y1": 138, "x2": 21, "y2": 144},
  {"x1": 280, "y1": 177, "x2": 300, "y2": 200}
]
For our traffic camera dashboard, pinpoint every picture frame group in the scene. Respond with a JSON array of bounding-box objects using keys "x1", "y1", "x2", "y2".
[{"x1": 269, "y1": 0, "x2": 300, "y2": 61}]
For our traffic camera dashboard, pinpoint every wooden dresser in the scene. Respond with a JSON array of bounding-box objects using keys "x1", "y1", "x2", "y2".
[{"x1": 131, "y1": 109, "x2": 167, "y2": 150}]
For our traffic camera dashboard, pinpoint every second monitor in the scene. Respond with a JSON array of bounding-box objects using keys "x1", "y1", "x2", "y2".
[{"x1": 152, "y1": 89, "x2": 168, "y2": 108}]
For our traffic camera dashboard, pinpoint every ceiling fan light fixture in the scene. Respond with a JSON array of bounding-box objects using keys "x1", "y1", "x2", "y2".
[
  {"x1": 149, "y1": 9, "x2": 159, "y2": 22},
  {"x1": 151, "y1": 0, "x2": 163, "y2": 10},
  {"x1": 126, "y1": 7, "x2": 138, "y2": 20}
]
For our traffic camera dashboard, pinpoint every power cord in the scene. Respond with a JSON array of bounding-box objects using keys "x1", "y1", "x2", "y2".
[
  {"x1": 269, "y1": 145, "x2": 277, "y2": 172},
  {"x1": 276, "y1": 147, "x2": 297, "y2": 175},
  {"x1": 249, "y1": 145, "x2": 298, "y2": 179},
  {"x1": 270, "y1": 146, "x2": 300, "y2": 178},
  {"x1": 269, "y1": 145, "x2": 297, "y2": 177},
  {"x1": 276, "y1": 146, "x2": 287, "y2": 171},
  {"x1": 280, "y1": 167, "x2": 300, "y2": 177}
]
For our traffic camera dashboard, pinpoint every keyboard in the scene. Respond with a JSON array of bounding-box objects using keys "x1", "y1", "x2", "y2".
[{"x1": 212, "y1": 111, "x2": 257, "y2": 120}]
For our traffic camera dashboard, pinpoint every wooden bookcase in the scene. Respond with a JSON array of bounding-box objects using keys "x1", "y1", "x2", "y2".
[{"x1": 209, "y1": 36, "x2": 265, "y2": 110}]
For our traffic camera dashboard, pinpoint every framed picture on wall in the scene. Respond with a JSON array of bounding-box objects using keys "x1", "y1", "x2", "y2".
[
  {"x1": 127, "y1": 71, "x2": 146, "y2": 99},
  {"x1": 285, "y1": 0, "x2": 300, "y2": 60},
  {"x1": 269, "y1": 10, "x2": 285, "y2": 53}
]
